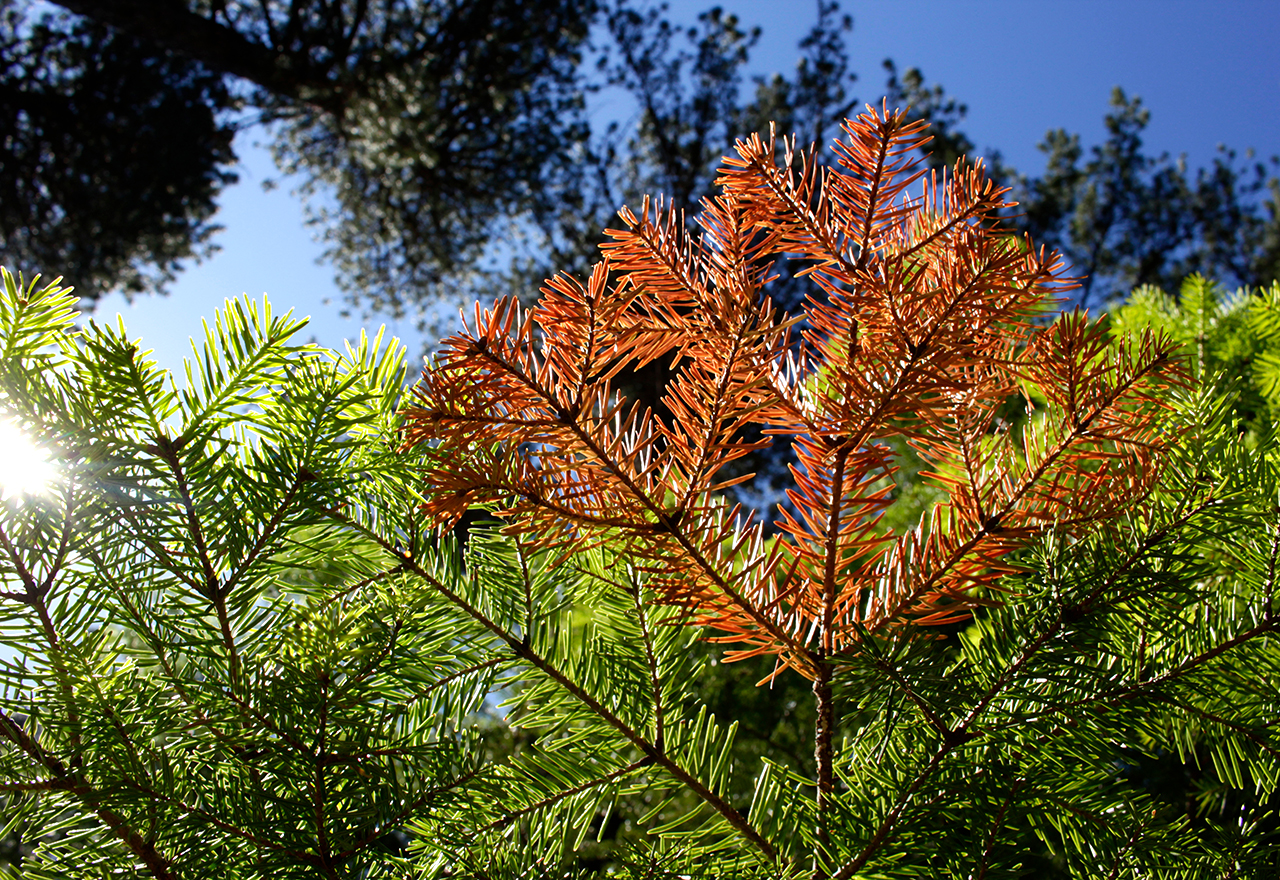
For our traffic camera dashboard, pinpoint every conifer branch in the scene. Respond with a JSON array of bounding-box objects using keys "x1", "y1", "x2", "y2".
[
  {"x1": 21, "y1": 558, "x2": 85, "y2": 769},
  {"x1": 725, "y1": 132, "x2": 859, "y2": 283},
  {"x1": 108, "y1": 499, "x2": 209, "y2": 596},
  {"x1": 0, "y1": 518, "x2": 38, "y2": 598},
  {"x1": 832, "y1": 746, "x2": 951, "y2": 880},
  {"x1": 834, "y1": 496, "x2": 1220, "y2": 875},
  {"x1": 332, "y1": 763, "x2": 484, "y2": 860},
  {"x1": 218, "y1": 468, "x2": 313, "y2": 599},
  {"x1": 0, "y1": 708, "x2": 177, "y2": 878},
  {"x1": 112, "y1": 774, "x2": 331, "y2": 867},
  {"x1": 403, "y1": 104, "x2": 1193, "y2": 872},
  {"x1": 321, "y1": 504, "x2": 777, "y2": 860},
  {"x1": 154, "y1": 439, "x2": 219, "y2": 599},
  {"x1": 480, "y1": 758, "x2": 653, "y2": 833},
  {"x1": 631, "y1": 581, "x2": 667, "y2": 750},
  {"x1": 37, "y1": 481, "x2": 78, "y2": 597},
  {"x1": 962, "y1": 495, "x2": 1219, "y2": 731},
  {"x1": 417, "y1": 337, "x2": 809, "y2": 665},
  {"x1": 1102, "y1": 810, "x2": 1155, "y2": 880},
  {"x1": 972, "y1": 778, "x2": 1022, "y2": 880},
  {"x1": 313, "y1": 680, "x2": 338, "y2": 879},
  {"x1": 3, "y1": 110, "x2": 1249, "y2": 873}
]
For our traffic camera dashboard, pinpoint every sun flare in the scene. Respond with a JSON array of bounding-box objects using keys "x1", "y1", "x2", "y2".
[{"x1": 0, "y1": 418, "x2": 57, "y2": 500}]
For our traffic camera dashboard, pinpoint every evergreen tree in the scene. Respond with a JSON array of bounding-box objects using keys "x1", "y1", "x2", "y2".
[
  {"x1": 0, "y1": 1, "x2": 237, "y2": 301},
  {"x1": 2, "y1": 0, "x2": 595, "y2": 309},
  {"x1": 1020, "y1": 90, "x2": 1280, "y2": 306},
  {"x1": 3, "y1": 108, "x2": 1279, "y2": 878}
]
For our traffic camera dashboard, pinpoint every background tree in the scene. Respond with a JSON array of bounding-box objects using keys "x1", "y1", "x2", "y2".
[
  {"x1": 875, "y1": 70, "x2": 1280, "y2": 306},
  {"x1": 1020, "y1": 89, "x2": 1280, "y2": 306},
  {"x1": 2, "y1": 0, "x2": 595, "y2": 312},
  {"x1": 0, "y1": 2, "x2": 237, "y2": 301},
  {"x1": 11, "y1": 0, "x2": 1273, "y2": 324}
]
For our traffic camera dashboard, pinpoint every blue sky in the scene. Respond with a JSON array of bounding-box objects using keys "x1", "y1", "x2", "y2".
[{"x1": 89, "y1": 0, "x2": 1280, "y2": 376}]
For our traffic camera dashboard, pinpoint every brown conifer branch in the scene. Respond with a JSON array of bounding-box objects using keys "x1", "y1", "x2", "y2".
[
  {"x1": 722, "y1": 131, "x2": 858, "y2": 284},
  {"x1": 870, "y1": 331, "x2": 1184, "y2": 632},
  {"x1": 847, "y1": 110, "x2": 922, "y2": 274},
  {"x1": 810, "y1": 442, "x2": 852, "y2": 879},
  {"x1": 401, "y1": 104, "x2": 1191, "y2": 871},
  {"x1": 415, "y1": 336, "x2": 810, "y2": 666}
]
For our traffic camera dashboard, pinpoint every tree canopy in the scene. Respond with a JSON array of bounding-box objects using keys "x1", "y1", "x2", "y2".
[
  {"x1": 1021, "y1": 89, "x2": 1280, "y2": 306},
  {"x1": 3, "y1": 0, "x2": 594, "y2": 308},
  {"x1": 2, "y1": 0, "x2": 1275, "y2": 319},
  {"x1": 0, "y1": 2, "x2": 236, "y2": 301}
]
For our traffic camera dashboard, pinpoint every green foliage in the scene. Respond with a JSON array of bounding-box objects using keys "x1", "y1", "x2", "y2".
[
  {"x1": 2, "y1": 262, "x2": 1279, "y2": 877},
  {"x1": 1109, "y1": 274, "x2": 1280, "y2": 432},
  {"x1": 0, "y1": 267, "x2": 482, "y2": 877}
]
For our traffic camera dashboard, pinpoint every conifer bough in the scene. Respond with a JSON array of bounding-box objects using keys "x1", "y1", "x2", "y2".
[
  {"x1": 402, "y1": 105, "x2": 1197, "y2": 874},
  {"x1": 4, "y1": 105, "x2": 1280, "y2": 879}
]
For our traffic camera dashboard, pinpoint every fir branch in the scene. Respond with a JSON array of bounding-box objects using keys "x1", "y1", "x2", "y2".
[
  {"x1": 332, "y1": 763, "x2": 484, "y2": 861},
  {"x1": 36, "y1": 479, "x2": 79, "y2": 598},
  {"x1": 480, "y1": 758, "x2": 653, "y2": 833},
  {"x1": 320, "y1": 503, "x2": 778, "y2": 861},
  {"x1": 437, "y1": 338, "x2": 808, "y2": 666},
  {"x1": 0, "y1": 516, "x2": 38, "y2": 598},
  {"x1": 0, "y1": 708, "x2": 176, "y2": 878},
  {"x1": 112, "y1": 773, "x2": 330, "y2": 869},
  {"x1": 27, "y1": 573, "x2": 84, "y2": 769},
  {"x1": 217, "y1": 467, "x2": 314, "y2": 599},
  {"x1": 312, "y1": 678, "x2": 338, "y2": 879},
  {"x1": 7, "y1": 108, "x2": 1268, "y2": 875},
  {"x1": 1101, "y1": 808, "x2": 1155, "y2": 880},
  {"x1": 727, "y1": 131, "x2": 860, "y2": 282},
  {"x1": 153, "y1": 438, "x2": 220, "y2": 599},
  {"x1": 875, "y1": 331, "x2": 1181, "y2": 630},
  {"x1": 106, "y1": 497, "x2": 210, "y2": 596},
  {"x1": 971, "y1": 777, "x2": 1022, "y2": 880},
  {"x1": 631, "y1": 580, "x2": 668, "y2": 750},
  {"x1": 832, "y1": 745, "x2": 951, "y2": 880},
  {"x1": 961, "y1": 497, "x2": 1213, "y2": 727},
  {"x1": 832, "y1": 498, "x2": 1221, "y2": 876}
]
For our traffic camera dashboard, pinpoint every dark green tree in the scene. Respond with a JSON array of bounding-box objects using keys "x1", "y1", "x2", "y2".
[
  {"x1": 3, "y1": 0, "x2": 595, "y2": 311},
  {"x1": 1020, "y1": 88, "x2": 1280, "y2": 306},
  {"x1": 483, "y1": 0, "x2": 863, "y2": 320},
  {"x1": 0, "y1": 0, "x2": 884, "y2": 325},
  {"x1": 865, "y1": 70, "x2": 1280, "y2": 308},
  {"x1": 0, "y1": 2, "x2": 237, "y2": 301},
  {"x1": 6, "y1": 1, "x2": 1278, "y2": 321}
]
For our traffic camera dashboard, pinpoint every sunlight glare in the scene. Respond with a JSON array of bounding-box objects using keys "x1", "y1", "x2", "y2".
[{"x1": 0, "y1": 418, "x2": 57, "y2": 500}]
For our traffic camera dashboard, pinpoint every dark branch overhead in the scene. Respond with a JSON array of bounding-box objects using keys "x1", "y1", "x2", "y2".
[{"x1": 51, "y1": 0, "x2": 345, "y2": 112}]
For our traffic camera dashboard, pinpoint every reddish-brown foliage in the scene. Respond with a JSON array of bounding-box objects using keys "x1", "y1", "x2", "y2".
[{"x1": 401, "y1": 104, "x2": 1188, "y2": 682}]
